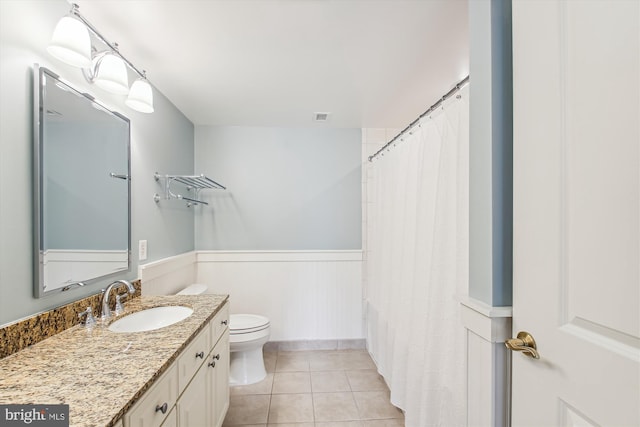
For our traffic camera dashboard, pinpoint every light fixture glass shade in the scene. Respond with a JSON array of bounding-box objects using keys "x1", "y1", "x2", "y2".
[
  {"x1": 125, "y1": 78, "x2": 154, "y2": 113},
  {"x1": 93, "y1": 53, "x2": 129, "y2": 95},
  {"x1": 47, "y1": 16, "x2": 92, "y2": 68}
]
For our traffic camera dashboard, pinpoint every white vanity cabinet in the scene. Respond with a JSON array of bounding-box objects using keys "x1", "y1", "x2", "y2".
[
  {"x1": 178, "y1": 304, "x2": 229, "y2": 427},
  {"x1": 122, "y1": 302, "x2": 229, "y2": 427},
  {"x1": 177, "y1": 334, "x2": 229, "y2": 427}
]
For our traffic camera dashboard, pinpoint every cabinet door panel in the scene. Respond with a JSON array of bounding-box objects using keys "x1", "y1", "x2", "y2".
[
  {"x1": 212, "y1": 333, "x2": 229, "y2": 427},
  {"x1": 177, "y1": 363, "x2": 209, "y2": 427}
]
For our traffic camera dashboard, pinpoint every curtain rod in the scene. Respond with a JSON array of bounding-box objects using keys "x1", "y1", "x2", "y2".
[{"x1": 368, "y1": 75, "x2": 470, "y2": 162}]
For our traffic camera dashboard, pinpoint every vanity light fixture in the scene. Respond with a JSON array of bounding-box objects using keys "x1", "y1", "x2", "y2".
[
  {"x1": 47, "y1": 15, "x2": 92, "y2": 68},
  {"x1": 125, "y1": 72, "x2": 154, "y2": 113},
  {"x1": 87, "y1": 49, "x2": 129, "y2": 95},
  {"x1": 47, "y1": 3, "x2": 154, "y2": 113}
]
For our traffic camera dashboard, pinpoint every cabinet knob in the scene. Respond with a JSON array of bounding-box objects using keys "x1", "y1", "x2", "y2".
[
  {"x1": 213, "y1": 353, "x2": 220, "y2": 360},
  {"x1": 195, "y1": 351, "x2": 204, "y2": 359},
  {"x1": 221, "y1": 319, "x2": 228, "y2": 325},
  {"x1": 208, "y1": 360, "x2": 216, "y2": 368},
  {"x1": 155, "y1": 403, "x2": 168, "y2": 414}
]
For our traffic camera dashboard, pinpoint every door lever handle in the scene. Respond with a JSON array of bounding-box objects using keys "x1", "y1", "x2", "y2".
[{"x1": 505, "y1": 331, "x2": 540, "y2": 359}]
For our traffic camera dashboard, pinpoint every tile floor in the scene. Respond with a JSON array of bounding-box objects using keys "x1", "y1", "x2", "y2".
[{"x1": 223, "y1": 349, "x2": 405, "y2": 427}]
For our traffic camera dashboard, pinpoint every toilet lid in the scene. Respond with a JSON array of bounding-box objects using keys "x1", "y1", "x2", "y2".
[{"x1": 230, "y1": 314, "x2": 270, "y2": 333}]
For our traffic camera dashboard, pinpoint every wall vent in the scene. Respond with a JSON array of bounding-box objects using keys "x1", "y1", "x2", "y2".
[{"x1": 314, "y1": 112, "x2": 331, "y2": 122}]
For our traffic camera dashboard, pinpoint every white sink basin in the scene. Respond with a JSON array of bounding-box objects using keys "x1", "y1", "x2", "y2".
[{"x1": 108, "y1": 306, "x2": 193, "y2": 333}]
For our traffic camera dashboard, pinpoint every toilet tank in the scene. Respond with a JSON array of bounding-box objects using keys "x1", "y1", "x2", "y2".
[{"x1": 175, "y1": 283, "x2": 208, "y2": 295}]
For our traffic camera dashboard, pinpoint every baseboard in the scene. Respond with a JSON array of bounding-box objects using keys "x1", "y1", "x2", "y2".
[{"x1": 264, "y1": 339, "x2": 366, "y2": 352}]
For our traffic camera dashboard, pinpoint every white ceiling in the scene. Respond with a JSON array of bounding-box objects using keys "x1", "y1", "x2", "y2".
[{"x1": 73, "y1": 0, "x2": 469, "y2": 129}]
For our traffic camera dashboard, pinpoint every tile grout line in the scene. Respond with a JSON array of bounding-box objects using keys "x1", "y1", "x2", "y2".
[
  {"x1": 308, "y1": 352, "x2": 316, "y2": 425},
  {"x1": 310, "y1": 384, "x2": 316, "y2": 425},
  {"x1": 266, "y1": 352, "x2": 276, "y2": 425},
  {"x1": 346, "y1": 369, "x2": 364, "y2": 423}
]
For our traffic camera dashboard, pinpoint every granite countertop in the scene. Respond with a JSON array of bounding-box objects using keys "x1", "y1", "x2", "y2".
[{"x1": 0, "y1": 294, "x2": 228, "y2": 427}]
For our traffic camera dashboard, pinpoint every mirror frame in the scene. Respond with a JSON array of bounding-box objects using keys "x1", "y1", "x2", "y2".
[{"x1": 33, "y1": 64, "x2": 131, "y2": 298}]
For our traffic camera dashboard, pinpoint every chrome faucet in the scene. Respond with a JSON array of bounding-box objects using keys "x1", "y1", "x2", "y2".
[{"x1": 101, "y1": 280, "x2": 135, "y2": 321}]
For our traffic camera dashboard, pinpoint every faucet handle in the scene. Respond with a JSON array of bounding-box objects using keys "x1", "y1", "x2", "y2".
[
  {"x1": 78, "y1": 307, "x2": 97, "y2": 329},
  {"x1": 114, "y1": 293, "x2": 128, "y2": 316}
]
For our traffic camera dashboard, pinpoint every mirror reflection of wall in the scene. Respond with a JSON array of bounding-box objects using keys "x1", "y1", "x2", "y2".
[{"x1": 35, "y1": 65, "x2": 131, "y2": 296}]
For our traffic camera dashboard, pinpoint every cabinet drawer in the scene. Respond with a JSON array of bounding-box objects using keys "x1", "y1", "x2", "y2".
[
  {"x1": 177, "y1": 322, "x2": 211, "y2": 393},
  {"x1": 124, "y1": 363, "x2": 177, "y2": 427},
  {"x1": 211, "y1": 302, "x2": 229, "y2": 346}
]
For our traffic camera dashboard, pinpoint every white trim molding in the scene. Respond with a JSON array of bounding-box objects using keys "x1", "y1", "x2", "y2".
[
  {"x1": 196, "y1": 250, "x2": 362, "y2": 263},
  {"x1": 43, "y1": 249, "x2": 128, "y2": 292},
  {"x1": 461, "y1": 298, "x2": 513, "y2": 427}
]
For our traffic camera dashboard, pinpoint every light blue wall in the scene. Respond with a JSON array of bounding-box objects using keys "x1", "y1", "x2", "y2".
[
  {"x1": 0, "y1": 0, "x2": 195, "y2": 325},
  {"x1": 468, "y1": 0, "x2": 513, "y2": 306},
  {"x1": 194, "y1": 126, "x2": 362, "y2": 250}
]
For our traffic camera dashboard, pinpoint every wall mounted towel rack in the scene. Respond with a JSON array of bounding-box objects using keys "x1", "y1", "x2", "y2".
[{"x1": 154, "y1": 173, "x2": 226, "y2": 207}]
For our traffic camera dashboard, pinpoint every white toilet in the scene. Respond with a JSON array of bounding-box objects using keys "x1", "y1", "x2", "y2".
[
  {"x1": 175, "y1": 284, "x2": 271, "y2": 386},
  {"x1": 228, "y1": 313, "x2": 270, "y2": 385}
]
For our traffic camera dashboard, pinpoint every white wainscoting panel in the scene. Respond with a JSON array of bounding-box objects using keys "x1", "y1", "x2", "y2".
[
  {"x1": 196, "y1": 251, "x2": 364, "y2": 342},
  {"x1": 461, "y1": 298, "x2": 513, "y2": 427},
  {"x1": 43, "y1": 249, "x2": 128, "y2": 292},
  {"x1": 138, "y1": 251, "x2": 197, "y2": 296}
]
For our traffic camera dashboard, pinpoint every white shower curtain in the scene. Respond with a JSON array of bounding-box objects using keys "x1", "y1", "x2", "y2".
[{"x1": 365, "y1": 85, "x2": 469, "y2": 427}]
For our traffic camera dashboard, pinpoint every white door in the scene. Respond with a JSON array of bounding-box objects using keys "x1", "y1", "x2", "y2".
[{"x1": 512, "y1": 1, "x2": 639, "y2": 426}]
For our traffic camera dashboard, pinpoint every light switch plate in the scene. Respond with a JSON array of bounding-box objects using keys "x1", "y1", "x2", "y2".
[{"x1": 138, "y1": 240, "x2": 148, "y2": 261}]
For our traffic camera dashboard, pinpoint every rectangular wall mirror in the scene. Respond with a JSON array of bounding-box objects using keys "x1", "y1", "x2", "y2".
[{"x1": 33, "y1": 64, "x2": 131, "y2": 298}]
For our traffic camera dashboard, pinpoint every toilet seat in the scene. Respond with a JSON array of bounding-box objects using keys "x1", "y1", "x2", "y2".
[{"x1": 230, "y1": 314, "x2": 270, "y2": 334}]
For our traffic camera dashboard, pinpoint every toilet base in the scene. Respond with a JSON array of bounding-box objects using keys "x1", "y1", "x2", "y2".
[{"x1": 229, "y1": 347, "x2": 267, "y2": 386}]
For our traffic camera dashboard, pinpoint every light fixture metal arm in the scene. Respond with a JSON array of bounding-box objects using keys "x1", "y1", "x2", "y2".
[{"x1": 69, "y1": 3, "x2": 146, "y2": 80}]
